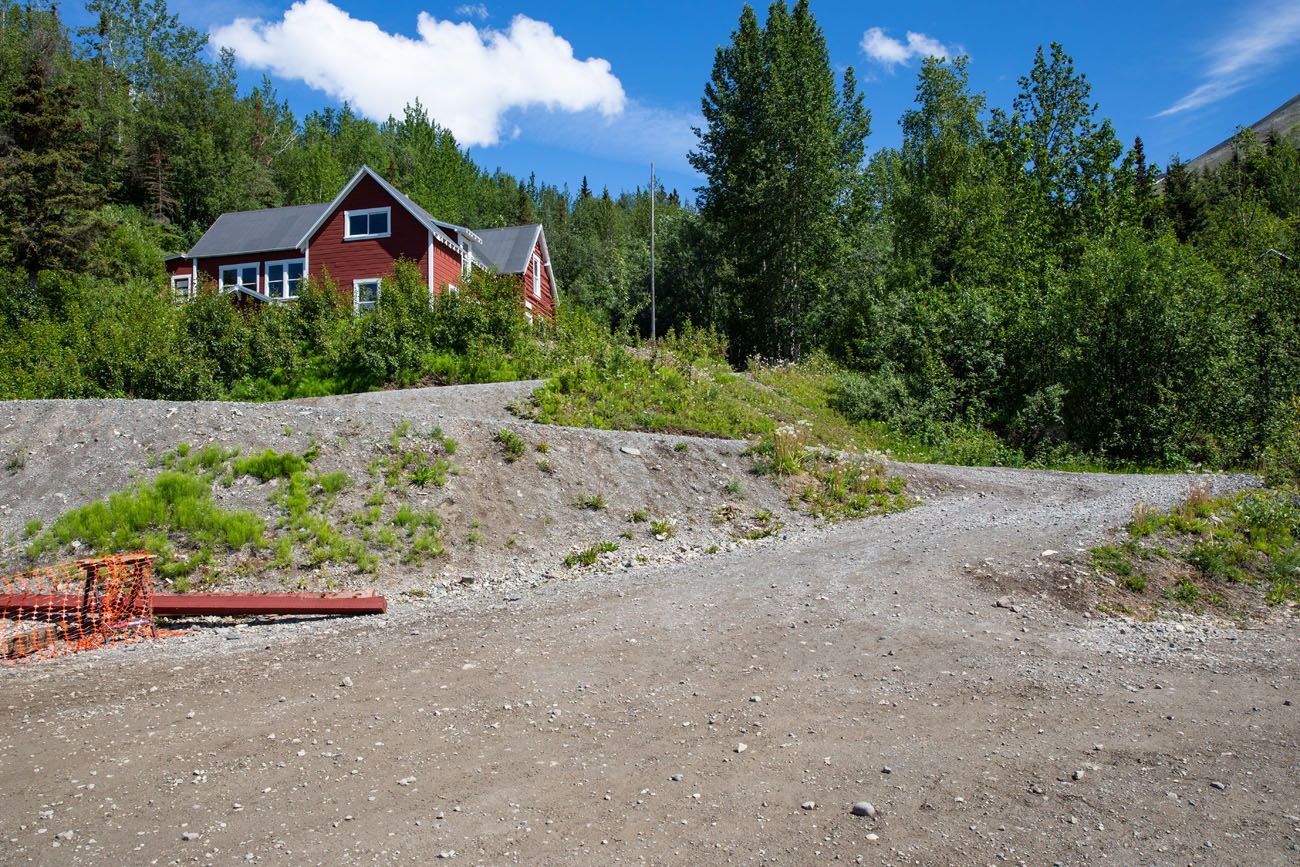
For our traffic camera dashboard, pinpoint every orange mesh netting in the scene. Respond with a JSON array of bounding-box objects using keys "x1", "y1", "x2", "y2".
[{"x1": 0, "y1": 552, "x2": 157, "y2": 664}]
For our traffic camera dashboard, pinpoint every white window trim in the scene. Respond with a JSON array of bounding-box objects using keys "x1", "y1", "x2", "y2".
[
  {"x1": 462, "y1": 245, "x2": 473, "y2": 278},
  {"x1": 265, "y1": 257, "x2": 306, "y2": 301},
  {"x1": 344, "y1": 207, "x2": 392, "y2": 241},
  {"x1": 531, "y1": 253, "x2": 542, "y2": 298},
  {"x1": 353, "y1": 278, "x2": 382, "y2": 314},
  {"x1": 171, "y1": 273, "x2": 194, "y2": 299},
  {"x1": 219, "y1": 262, "x2": 260, "y2": 296}
]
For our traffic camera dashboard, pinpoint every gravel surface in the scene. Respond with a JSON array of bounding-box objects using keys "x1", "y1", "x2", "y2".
[{"x1": 1, "y1": 433, "x2": 1295, "y2": 865}]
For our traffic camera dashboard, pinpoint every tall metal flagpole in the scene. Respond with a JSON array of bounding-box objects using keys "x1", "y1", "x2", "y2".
[{"x1": 650, "y1": 161, "x2": 656, "y2": 344}]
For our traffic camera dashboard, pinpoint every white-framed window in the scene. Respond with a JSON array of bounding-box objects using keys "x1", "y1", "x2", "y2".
[
  {"x1": 219, "y1": 263, "x2": 260, "y2": 296},
  {"x1": 353, "y1": 278, "x2": 381, "y2": 314},
  {"x1": 531, "y1": 253, "x2": 542, "y2": 298},
  {"x1": 344, "y1": 207, "x2": 391, "y2": 240},
  {"x1": 171, "y1": 274, "x2": 194, "y2": 300},
  {"x1": 461, "y1": 246, "x2": 473, "y2": 277},
  {"x1": 265, "y1": 258, "x2": 305, "y2": 301}
]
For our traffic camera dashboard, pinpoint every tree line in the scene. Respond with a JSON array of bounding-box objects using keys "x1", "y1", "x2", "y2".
[
  {"x1": 678, "y1": 1, "x2": 1298, "y2": 469},
  {"x1": 0, "y1": 0, "x2": 1297, "y2": 470}
]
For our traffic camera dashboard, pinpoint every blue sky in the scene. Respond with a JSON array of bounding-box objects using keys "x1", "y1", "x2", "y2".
[{"x1": 71, "y1": 0, "x2": 1300, "y2": 200}]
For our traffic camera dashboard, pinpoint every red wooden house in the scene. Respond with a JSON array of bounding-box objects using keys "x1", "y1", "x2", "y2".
[{"x1": 165, "y1": 166, "x2": 558, "y2": 320}]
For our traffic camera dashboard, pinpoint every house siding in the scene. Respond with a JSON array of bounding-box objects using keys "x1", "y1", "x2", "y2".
[
  {"x1": 432, "y1": 242, "x2": 462, "y2": 294},
  {"x1": 306, "y1": 174, "x2": 431, "y2": 297},
  {"x1": 522, "y1": 240, "x2": 556, "y2": 321}
]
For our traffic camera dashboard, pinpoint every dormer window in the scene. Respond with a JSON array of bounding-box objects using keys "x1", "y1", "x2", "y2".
[{"x1": 344, "y1": 207, "x2": 391, "y2": 240}]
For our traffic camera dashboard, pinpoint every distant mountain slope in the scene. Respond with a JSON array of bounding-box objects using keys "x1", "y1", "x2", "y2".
[{"x1": 1183, "y1": 92, "x2": 1300, "y2": 172}]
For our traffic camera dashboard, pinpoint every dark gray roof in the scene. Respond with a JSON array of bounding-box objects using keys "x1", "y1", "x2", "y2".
[
  {"x1": 470, "y1": 224, "x2": 542, "y2": 274},
  {"x1": 187, "y1": 203, "x2": 329, "y2": 258}
]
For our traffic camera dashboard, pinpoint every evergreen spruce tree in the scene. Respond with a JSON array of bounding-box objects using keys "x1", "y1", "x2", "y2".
[
  {"x1": 690, "y1": 0, "x2": 869, "y2": 360},
  {"x1": 579, "y1": 175, "x2": 592, "y2": 199},
  {"x1": 0, "y1": 53, "x2": 100, "y2": 295}
]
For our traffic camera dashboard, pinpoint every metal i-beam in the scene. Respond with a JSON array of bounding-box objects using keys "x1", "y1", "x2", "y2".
[{"x1": 0, "y1": 592, "x2": 387, "y2": 618}]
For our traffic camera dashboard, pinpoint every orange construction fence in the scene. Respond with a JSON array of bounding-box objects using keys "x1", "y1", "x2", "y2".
[{"x1": 0, "y1": 552, "x2": 156, "y2": 664}]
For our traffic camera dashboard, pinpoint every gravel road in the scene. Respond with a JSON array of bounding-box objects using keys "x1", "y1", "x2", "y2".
[{"x1": 2, "y1": 461, "x2": 1295, "y2": 865}]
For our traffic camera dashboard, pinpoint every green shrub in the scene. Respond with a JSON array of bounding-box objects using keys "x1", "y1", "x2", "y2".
[
  {"x1": 233, "y1": 449, "x2": 309, "y2": 482},
  {"x1": 563, "y1": 541, "x2": 619, "y2": 567},
  {"x1": 574, "y1": 494, "x2": 607, "y2": 510},
  {"x1": 494, "y1": 428, "x2": 527, "y2": 462},
  {"x1": 1262, "y1": 396, "x2": 1300, "y2": 488}
]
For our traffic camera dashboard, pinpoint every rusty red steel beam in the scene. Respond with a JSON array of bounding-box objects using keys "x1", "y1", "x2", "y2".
[{"x1": 0, "y1": 592, "x2": 387, "y2": 617}]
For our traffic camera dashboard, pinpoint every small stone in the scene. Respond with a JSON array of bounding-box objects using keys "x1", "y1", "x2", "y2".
[
  {"x1": 749, "y1": 695, "x2": 761, "y2": 703},
  {"x1": 619, "y1": 446, "x2": 641, "y2": 456},
  {"x1": 801, "y1": 801, "x2": 816, "y2": 811},
  {"x1": 735, "y1": 743, "x2": 747, "y2": 753},
  {"x1": 865, "y1": 833, "x2": 879, "y2": 842},
  {"x1": 1210, "y1": 781, "x2": 1226, "y2": 791},
  {"x1": 881, "y1": 766, "x2": 892, "y2": 774},
  {"x1": 181, "y1": 832, "x2": 200, "y2": 841},
  {"x1": 398, "y1": 777, "x2": 416, "y2": 786},
  {"x1": 670, "y1": 774, "x2": 684, "y2": 782},
  {"x1": 340, "y1": 677, "x2": 353, "y2": 689},
  {"x1": 55, "y1": 831, "x2": 74, "y2": 840},
  {"x1": 851, "y1": 801, "x2": 876, "y2": 818},
  {"x1": 1073, "y1": 769, "x2": 1084, "y2": 782},
  {"x1": 996, "y1": 596, "x2": 1014, "y2": 609}
]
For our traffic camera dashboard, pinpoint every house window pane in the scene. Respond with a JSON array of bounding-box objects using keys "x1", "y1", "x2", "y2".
[
  {"x1": 286, "y1": 262, "x2": 304, "y2": 296},
  {"x1": 349, "y1": 213, "x2": 368, "y2": 236},
  {"x1": 220, "y1": 268, "x2": 237, "y2": 291},
  {"x1": 267, "y1": 264, "x2": 284, "y2": 298},
  {"x1": 370, "y1": 211, "x2": 388, "y2": 235},
  {"x1": 241, "y1": 266, "x2": 258, "y2": 289},
  {"x1": 355, "y1": 279, "x2": 380, "y2": 313}
]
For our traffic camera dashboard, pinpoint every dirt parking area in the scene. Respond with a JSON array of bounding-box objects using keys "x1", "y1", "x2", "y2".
[{"x1": 1, "y1": 457, "x2": 1295, "y2": 865}]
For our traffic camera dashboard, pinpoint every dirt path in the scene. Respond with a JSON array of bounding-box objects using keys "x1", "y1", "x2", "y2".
[{"x1": 2, "y1": 463, "x2": 1295, "y2": 865}]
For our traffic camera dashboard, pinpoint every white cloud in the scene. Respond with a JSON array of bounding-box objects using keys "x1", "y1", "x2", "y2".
[
  {"x1": 861, "y1": 26, "x2": 954, "y2": 70},
  {"x1": 210, "y1": 0, "x2": 626, "y2": 146},
  {"x1": 1157, "y1": 1, "x2": 1300, "y2": 116},
  {"x1": 454, "y1": 3, "x2": 488, "y2": 19}
]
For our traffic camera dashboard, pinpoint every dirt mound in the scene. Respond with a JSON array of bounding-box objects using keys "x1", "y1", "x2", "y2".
[{"x1": 0, "y1": 384, "x2": 815, "y2": 595}]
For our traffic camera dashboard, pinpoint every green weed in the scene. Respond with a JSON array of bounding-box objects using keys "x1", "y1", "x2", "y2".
[
  {"x1": 564, "y1": 541, "x2": 619, "y2": 568},
  {"x1": 494, "y1": 429, "x2": 527, "y2": 462}
]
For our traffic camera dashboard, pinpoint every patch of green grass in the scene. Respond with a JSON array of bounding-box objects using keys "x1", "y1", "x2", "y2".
[
  {"x1": 1091, "y1": 544, "x2": 1145, "y2": 591},
  {"x1": 1168, "y1": 578, "x2": 1202, "y2": 606},
  {"x1": 233, "y1": 449, "x2": 309, "y2": 482},
  {"x1": 650, "y1": 518, "x2": 674, "y2": 539},
  {"x1": 21, "y1": 519, "x2": 41, "y2": 539},
  {"x1": 410, "y1": 457, "x2": 451, "y2": 487},
  {"x1": 494, "y1": 428, "x2": 528, "y2": 462},
  {"x1": 574, "y1": 494, "x2": 607, "y2": 511},
  {"x1": 536, "y1": 457, "x2": 554, "y2": 475},
  {"x1": 563, "y1": 541, "x2": 619, "y2": 568},
  {"x1": 743, "y1": 509, "x2": 784, "y2": 540},
  {"x1": 628, "y1": 509, "x2": 649, "y2": 523},
  {"x1": 535, "y1": 440, "x2": 549, "y2": 454},
  {"x1": 725, "y1": 477, "x2": 747, "y2": 498},
  {"x1": 391, "y1": 420, "x2": 411, "y2": 450},
  {"x1": 673, "y1": 441, "x2": 689, "y2": 452},
  {"x1": 27, "y1": 470, "x2": 265, "y2": 565},
  {"x1": 1092, "y1": 485, "x2": 1300, "y2": 610}
]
